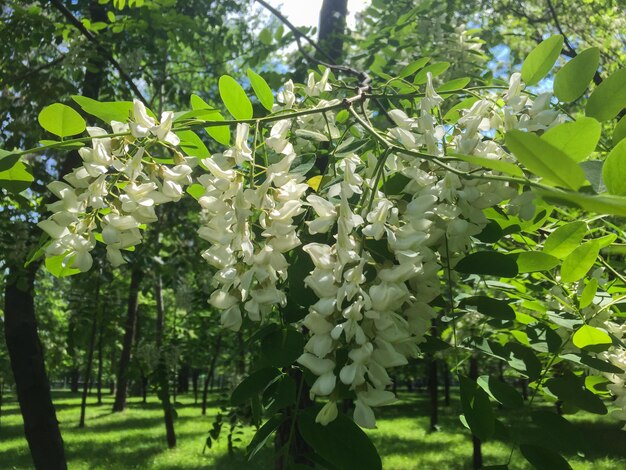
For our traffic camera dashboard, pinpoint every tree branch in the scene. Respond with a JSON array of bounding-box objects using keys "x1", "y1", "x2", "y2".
[
  {"x1": 546, "y1": 0, "x2": 602, "y2": 85},
  {"x1": 253, "y1": 0, "x2": 370, "y2": 87},
  {"x1": 49, "y1": 0, "x2": 148, "y2": 102}
]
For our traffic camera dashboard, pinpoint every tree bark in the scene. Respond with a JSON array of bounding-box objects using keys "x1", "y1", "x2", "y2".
[
  {"x1": 317, "y1": 0, "x2": 348, "y2": 63},
  {"x1": 4, "y1": 265, "x2": 67, "y2": 470},
  {"x1": 112, "y1": 268, "x2": 142, "y2": 412},
  {"x1": 469, "y1": 355, "x2": 482, "y2": 470},
  {"x1": 155, "y1": 275, "x2": 176, "y2": 448}
]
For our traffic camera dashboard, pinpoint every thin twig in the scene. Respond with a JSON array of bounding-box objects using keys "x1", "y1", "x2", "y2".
[
  {"x1": 49, "y1": 0, "x2": 148, "y2": 102},
  {"x1": 253, "y1": 0, "x2": 370, "y2": 87}
]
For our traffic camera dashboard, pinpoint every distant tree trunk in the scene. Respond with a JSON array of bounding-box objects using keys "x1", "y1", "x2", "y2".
[
  {"x1": 96, "y1": 318, "x2": 104, "y2": 406},
  {"x1": 192, "y1": 368, "x2": 200, "y2": 404},
  {"x1": 427, "y1": 356, "x2": 438, "y2": 431},
  {"x1": 236, "y1": 331, "x2": 245, "y2": 377},
  {"x1": 202, "y1": 334, "x2": 222, "y2": 415},
  {"x1": 177, "y1": 363, "x2": 190, "y2": 394},
  {"x1": 140, "y1": 371, "x2": 148, "y2": 404},
  {"x1": 113, "y1": 268, "x2": 142, "y2": 412},
  {"x1": 317, "y1": 0, "x2": 348, "y2": 63},
  {"x1": 79, "y1": 282, "x2": 100, "y2": 427},
  {"x1": 0, "y1": 377, "x2": 4, "y2": 430},
  {"x1": 69, "y1": 369, "x2": 79, "y2": 393},
  {"x1": 520, "y1": 378, "x2": 529, "y2": 401},
  {"x1": 469, "y1": 355, "x2": 482, "y2": 470},
  {"x1": 443, "y1": 362, "x2": 451, "y2": 407},
  {"x1": 155, "y1": 275, "x2": 176, "y2": 448},
  {"x1": 4, "y1": 265, "x2": 67, "y2": 470}
]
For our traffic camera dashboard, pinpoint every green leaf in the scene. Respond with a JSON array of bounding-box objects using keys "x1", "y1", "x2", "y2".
[
  {"x1": 537, "y1": 189, "x2": 626, "y2": 218},
  {"x1": 398, "y1": 57, "x2": 430, "y2": 78},
  {"x1": 0, "y1": 150, "x2": 20, "y2": 172},
  {"x1": 258, "y1": 27, "x2": 273, "y2": 45},
  {"x1": 455, "y1": 251, "x2": 518, "y2": 277},
  {"x1": 190, "y1": 94, "x2": 231, "y2": 146},
  {"x1": 72, "y1": 95, "x2": 134, "y2": 123},
  {"x1": 177, "y1": 130, "x2": 210, "y2": 158},
  {"x1": 437, "y1": 77, "x2": 471, "y2": 93},
  {"x1": 45, "y1": 254, "x2": 81, "y2": 278},
  {"x1": 477, "y1": 376, "x2": 523, "y2": 408},
  {"x1": 474, "y1": 220, "x2": 503, "y2": 243},
  {"x1": 516, "y1": 252, "x2": 559, "y2": 273},
  {"x1": 186, "y1": 183, "x2": 204, "y2": 200},
  {"x1": 38, "y1": 103, "x2": 86, "y2": 138},
  {"x1": 298, "y1": 408, "x2": 382, "y2": 470},
  {"x1": 554, "y1": 47, "x2": 600, "y2": 102},
  {"x1": 520, "y1": 445, "x2": 572, "y2": 470},
  {"x1": 530, "y1": 411, "x2": 584, "y2": 453},
  {"x1": 541, "y1": 117, "x2": 601, "y2": 162},
  {"x1": 261, "y1": 327, "x2": 305, "y2": 368},
  {"x1": 263, "y1": 375, "x2": 297, "y2": 414},
  {"x1": 579, "y1": 278, "x2": 598, "y2": 308},
  {"x1": 219, "y1": 75, "x2": 253, "y2": 120},
  {"x1": 453, "y1": 153, "x2": 524, "y2": 177},
  {"x1": 586, "y1": 66, "x2": 626, "y2": 121},
  {"x1": 381, "y1": 173, "x2": 411, "y2": 194},
  {"x1": 560, "y1": 240, "x2": 599, "y2": 283},
  {"x1": 247, "y1": 415, "x2": 283, "y2": 460},
  {"x1": 0, "y1": 161, "x2": 34, "y2": 193},
  {"x1": 459, "y1": 376, "x2": 494, "y2": 441},
  {"x1": 505, "y1": 130, "x2": 586, "y2": 190},
  {"x1": 573, "y1": 324, "x2": 612, "y2": 350},
  {"x1": 247, "y1": 69, "x2": 274, "y2": 111},
  {"x1": 521, "y1": 35, "x2": 563, "y2": 85},
  {"x1": 544, "y1": 372, "x2": 607, "y2": 414},
  {"x1": 506, "y1": 343, "x2": 541, "y2": 380},
  {"x1": 602, "y1": 138, "x2": 626, "y2": 196},
  {"x1": 460, "y1": 296, "x2": 515, "y2": 321},
  {"x1": 413, "y1": 62, "x2": 450, "y2": 84},
  {"x1": 613, "y1": 115, "x2": 626, "y2": 146},
  {"x1": 231, "y1": 368, "x2": 280, "y2": 406}
]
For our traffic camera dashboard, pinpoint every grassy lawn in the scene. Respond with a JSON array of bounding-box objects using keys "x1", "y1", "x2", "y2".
[{"x1": 0, "y1": 389, "x2": 624, "y2": 469}]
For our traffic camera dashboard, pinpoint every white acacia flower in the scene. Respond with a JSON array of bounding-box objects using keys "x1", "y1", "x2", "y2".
[
  {"x1": 315, "y1": 401, "x2": 338, "y2": 426},
  {"x1": 224, "y1": 123, "x2": 253, "y2": 166}
]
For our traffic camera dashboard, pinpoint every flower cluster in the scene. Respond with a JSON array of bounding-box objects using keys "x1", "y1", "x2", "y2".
[
  {"x1": 38, "y1": 68, "x2": 625, "y2": 432},
  {"x1": 38, "y1": 100, "x2": 193, "y2": 270}
]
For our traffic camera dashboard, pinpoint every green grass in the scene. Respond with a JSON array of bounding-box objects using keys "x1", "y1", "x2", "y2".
[{"x1": 0, "y1": 390, "x2": 624, "y2": 469}]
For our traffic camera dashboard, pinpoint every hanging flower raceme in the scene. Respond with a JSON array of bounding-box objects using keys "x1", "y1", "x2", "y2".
[{"x1": 36, "y1": 67, "x2": 626, "y2": 437}]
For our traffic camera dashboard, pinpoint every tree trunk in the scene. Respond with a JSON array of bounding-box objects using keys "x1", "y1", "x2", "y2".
[
  {"x1": 0, "y1": 377, "x2": 3, "y2": 430},
  {"x1": 443, "y1": 361, "x2": 451, "y2": 407},
  {"x1": 317, "y1": 0, "x2": 348, "y2": 63},
  {"x1": 192, "y1": 368, "x2": 200, "y2": 405},
  {"x1": 202, "y1": 334, "x2": 222, "y2": 415},
  {"x1": 112, "y1": 268, "x2": 142, "y2": 412},
  {"x1": 78, "y1": 314, "x2": 97, "y2": 427},
  {"x1": 79, "y1": 282, "x2": 100, "y2": 428},
  {"x1": 427, "y1": 356, "x2": 438, "y2": 431},
  {"x1": 4, "y1": 265, "x2": 67, "y2": 470},
  {"x1": 469, "y1": 355, "x2": 482, "y2": 470},
  {"x1": 141, "y1": 371, "x2": 148, "y2": 404},
  {"x1": 96, "y1": 316, "x2": 104, "y2": 406},
  {"x1": 521, "y1": 378, "x2": 529, "y2": 401},
  {"x1": 155, "y1": 275, "x2": 176, "y2": 448}
]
